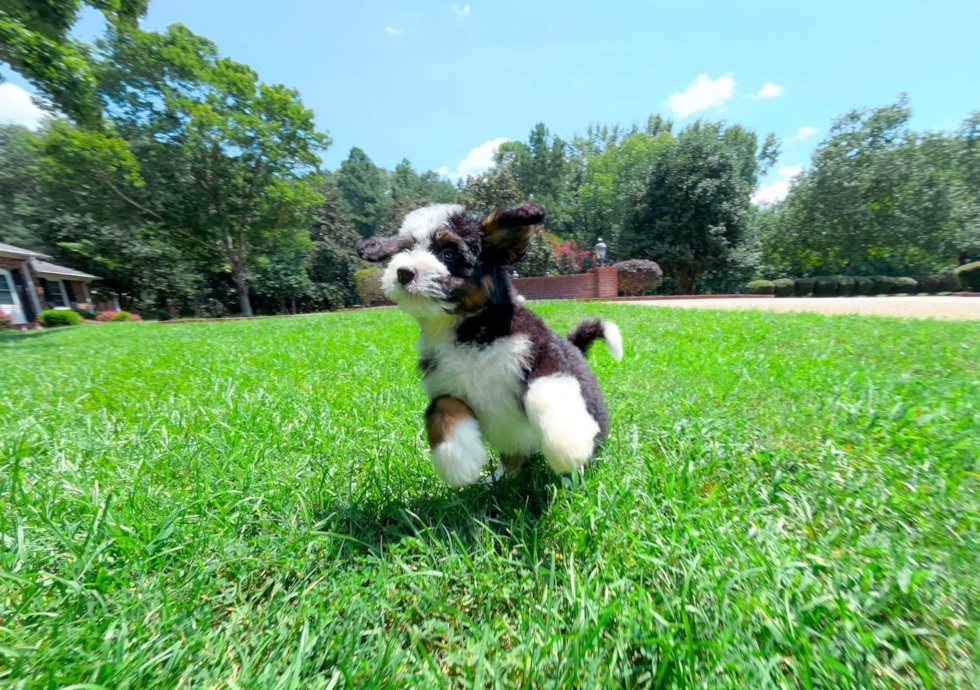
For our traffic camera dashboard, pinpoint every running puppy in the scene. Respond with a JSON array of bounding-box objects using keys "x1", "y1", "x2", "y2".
[{"x1": 356, "y1": 202, "x2": 623, "y2": 487}]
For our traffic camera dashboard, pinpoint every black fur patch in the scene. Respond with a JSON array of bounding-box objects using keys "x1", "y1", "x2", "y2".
[
  {"x1": 566, "y1": 318, "x2": 604, "y2": 356},
  {"x1": 418, "y1": 355, "x2": 437, "y2": 376}
]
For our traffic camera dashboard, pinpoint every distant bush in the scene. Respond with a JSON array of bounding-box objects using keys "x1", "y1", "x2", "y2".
[
  {"x1": 0, "y1": 315, "x2": 11, "y2": 330},
  {"x1": 953, "y1": 261, "x2": 980, "y2": 291},
  {"x1": 893, "y1": 277, "x2": 918, "y2": 294},
  {"x1": 935, "y1": 272, "x2": 959, "y2": 292},
  {"x1": 836, "y1": 275, "x2": 855, "y2": 296},
  {"x1": 871, "y1": 276, "x2": 896, "y2": 295},
  {"x1": 96, "y1": 310, "x2": 131, "y2": 322},
  {"x1": 812, "y1": 276, "x2": 838, "y2": 297},
  {"x1": 794, "y1": 277, "x2": 814, "y2": 296},
  {"x1": 40, "y1": 309, "x2": 81, "y2": 327},
  {"x1": 614, "y1": 259, "x2": 663, "y2": 296},
  {"x1": 354, "y1": 268, "x2": 389, "y2": 306},
  {"x1": 772, "y1": 278, "x2": 795, "y2": 297},
  {"x1": 141, "y1": 308, "x2": 173, "y2": 321},
  {"x1": 73, "y1": 308, "x2": 95, "y2": 320},
  {"x1": 746, "y1": 280, "x2": 775, "y2": 295},
  {"x1": 853, "y1": 276, "x2": 874, "y2": 295},
  {"x1": 129, "y1": 313, "x2": 143, "y2": 321},
  {"x1": 913, "y1": 275, "x2": 939, "y2": 293}
]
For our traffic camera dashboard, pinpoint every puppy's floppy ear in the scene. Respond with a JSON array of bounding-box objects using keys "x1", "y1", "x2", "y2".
[
  {"x1": 480, "y1": 201, "x2": 546, "y2": 264},
  {"x1": 356, "y1": 235, "x2": 400, "y2": 262}
]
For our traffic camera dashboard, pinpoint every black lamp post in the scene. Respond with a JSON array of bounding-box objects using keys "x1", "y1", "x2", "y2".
[{"x1": 595, "y1": 238, "x2": 608, "y2": 267}]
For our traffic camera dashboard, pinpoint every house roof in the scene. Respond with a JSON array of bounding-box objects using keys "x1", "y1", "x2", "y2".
[
  {"x1": 0, "y1": 242, "x2": 51, "y2": 260},
  {"x1": 30, "y1": 258, "x2": 100, "y2": 281}
]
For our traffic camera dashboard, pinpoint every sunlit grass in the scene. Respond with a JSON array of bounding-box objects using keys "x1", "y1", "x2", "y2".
[{"x1": 1, "y1": 304, "x2": 979, "y2": 688}]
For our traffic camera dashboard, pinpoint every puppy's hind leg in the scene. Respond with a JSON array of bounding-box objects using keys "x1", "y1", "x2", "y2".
[
  {"x1": 425, "y1": 396, "x2": 488, "y2": 487},
  {"x1": 524, "y1": 375, "x2": 600, "y2": 474}
]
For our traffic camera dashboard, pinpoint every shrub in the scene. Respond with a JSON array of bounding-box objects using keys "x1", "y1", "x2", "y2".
[
  {"x1": 73, "y1": 308, "x2": 95, "y2": 320},
  {"x1": 129, "y1": 313, "x2": 143, "y2": 321},
  {"x1": 613, "y1": 259, "x2": 663, "y2": 296},
  {"x1": 934, "y1": 272, "x2": 958, "y2": 292},
  {"x1": 96, "y1": 310, "x2": 131, "y2": 322},
  {"x1": 835, "y1": 275, "x2": 855, "y2": 296},
  {"x1": 953, "y1": 261, "x2": 980, "y2": 291},
  {"x1": 0, "y1": 315, "x2": 11, "y2": 330},
  {"x1": 794, "y1": 277, "x2": 814, "y2": 296},
  {"x1": 812, "y1": 276, "x2": 838, "y2": 297},
  {"x1": 40, "y1": 309, "x2": 81, "y2": 327},
  {"x1": 871, "y1": 276, "x2": 896, "y2": 295},
  {"x1": 746, "y1": 280, "x2": 775, "y2": 295},
  {"x1": 893, "y1": 277, "x2": 918, "y2": 294},
  {"x1": 141, "y1": 308, "x2": 173, "y2": 321},
  {"x1": 913, "y1": 275, "x2": 939, "y2": 293},
  {"x1": 772, "y1": 278, "x2": 795, "y2": 297},
  {"x1": 354, "y1": 268, "x2": 389, "y2": 306},
  {"x1": 853, "y1": 276, "x2": 874, "y2": 295}
]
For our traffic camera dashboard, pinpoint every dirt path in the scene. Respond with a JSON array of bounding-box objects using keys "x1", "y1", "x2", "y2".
[{"x1": 623, "y1": 296, "x2": 980, "y2": 320}]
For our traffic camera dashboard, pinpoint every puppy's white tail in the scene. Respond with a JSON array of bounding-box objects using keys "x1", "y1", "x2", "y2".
[
  {"x1": 566, "y1": 318, "x2": 624, "y2": 361},
  {"x1": 602, "y1": 321, "x2": 623, "y2": 361}
]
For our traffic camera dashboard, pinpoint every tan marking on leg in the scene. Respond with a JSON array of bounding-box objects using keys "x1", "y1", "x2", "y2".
[{"x1": 425, "y1": 396, "x2": 476, "y2": 448}]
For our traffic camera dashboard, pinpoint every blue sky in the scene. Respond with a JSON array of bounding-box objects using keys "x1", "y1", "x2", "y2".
[{"x1": 2, "y1": 0, "x2": 979, "y2": 201}]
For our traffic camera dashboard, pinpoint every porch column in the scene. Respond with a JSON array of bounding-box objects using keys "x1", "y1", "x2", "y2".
[{"x1": 20, "y1": 261, "x2": 42, "y2": 316}]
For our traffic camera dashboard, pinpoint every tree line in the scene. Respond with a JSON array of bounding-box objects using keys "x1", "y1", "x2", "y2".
[{"x1": 2, "y1": 2, "x2": 977, "y2": 316}]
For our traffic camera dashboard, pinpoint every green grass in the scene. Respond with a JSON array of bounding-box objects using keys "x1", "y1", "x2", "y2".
[{"x1": 1, "y1": 304, "x2": 979, "y2": 689}]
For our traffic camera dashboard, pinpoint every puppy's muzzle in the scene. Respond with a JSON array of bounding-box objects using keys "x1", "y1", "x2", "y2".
[{"x1": 397, "y1": 266, "x2": 417, "y2": 286}]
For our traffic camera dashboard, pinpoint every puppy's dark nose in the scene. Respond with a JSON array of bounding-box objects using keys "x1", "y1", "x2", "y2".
[{"x1": 397, "y1": 266, "x2": 417, "y2": 286}]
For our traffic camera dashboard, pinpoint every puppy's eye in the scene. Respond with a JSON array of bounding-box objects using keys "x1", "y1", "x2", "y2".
[{"x1": 439, "y1": 248, "x2": 457, "y2": 262}]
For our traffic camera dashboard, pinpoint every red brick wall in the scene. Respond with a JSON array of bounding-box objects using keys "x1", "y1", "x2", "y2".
[{"x1": 513, "y1": 267, "x2": 619, "y2": 301}]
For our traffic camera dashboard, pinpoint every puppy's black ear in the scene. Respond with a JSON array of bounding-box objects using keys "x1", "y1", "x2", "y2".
[
  {"x1": 480, "y1": 201, "x2": 546, "y2": 264},
  {"x1": 356, "y1": 235, "x2": 400, "y2": 262}
]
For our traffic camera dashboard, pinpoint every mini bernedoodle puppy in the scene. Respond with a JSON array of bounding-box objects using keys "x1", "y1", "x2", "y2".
[{"x1": 356, "y1": 201, "x2": 623, "y2": 487}]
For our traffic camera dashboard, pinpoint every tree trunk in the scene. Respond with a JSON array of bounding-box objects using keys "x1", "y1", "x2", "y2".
[
  {"x1": 290, "y1": 297, "x2": 297, "y2": 315},
  {"x1": 845, "y1": 259, "x2": 855, "y2": 276},
  {"x1": 673, "y1": 268, "x2": 698, "y2": 295},
  {"x1": 231, "y1": 269, "x2": 253, "y2": 317}
]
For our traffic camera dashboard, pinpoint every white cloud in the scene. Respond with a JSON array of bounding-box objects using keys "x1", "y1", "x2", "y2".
[
  {"x1": 451, "y1": 4, "x2": 470, "y2": 17},
  {"x1": 751, "y1": 82, "x2": 784, "y2": 99},
  {"x1": 752, "y1": 164, "x2": 803, "y2": 206},
  {"x1": 791, "y1": 125, "x2": 818, "y2": 141},
  {"x1": 439, "y1": 137, "x2": 509, "y2": 181},
  {"x1": 385, "y1": 26, "x2": 406, "y2": 35},
  {"x1": 668, "y1": 74, "x2": 735, "y2": 118},
  {"x1": 0, "y1": 82, "x2": 47, "y2": 129}
]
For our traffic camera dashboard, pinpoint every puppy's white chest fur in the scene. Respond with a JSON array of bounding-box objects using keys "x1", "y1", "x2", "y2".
[{"x1": 417, "y1": 326, "x2": 541, "y2": 457}]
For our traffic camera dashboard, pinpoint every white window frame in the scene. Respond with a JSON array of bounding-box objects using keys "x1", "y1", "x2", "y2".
[{"x1": 0, "y1": 268, "x2": 26, "y2": 325}]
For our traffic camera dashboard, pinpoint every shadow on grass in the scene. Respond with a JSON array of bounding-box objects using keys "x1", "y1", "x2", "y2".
[
  {"x1": 0, "y1": 328, "x2": 61, "y2": 346},
  {"x1": 318, "y1": 461, "x2": 556, "y2": 563}
]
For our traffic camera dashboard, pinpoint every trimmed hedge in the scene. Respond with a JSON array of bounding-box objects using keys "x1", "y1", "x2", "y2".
[
  {"x1": 773, "y1": 278, "x2": 795, "y2": 297},
  {"x1": 142, "y1": 308, "x2": 173, "y2": 321},
  {"x1": 794, "y1": 278, "x2": 814, "y2": 296},
  {"x1": 746, "y1": 280, "x2": 775, "y2": 295},
  {"x1": 96, "y1": 310, "x2": 131, "y2": 322},
  {"x1": 813, "y1": 276, "x2": 838, "y2": 297},
  {"x1": 354, "y1": 268, "x2": 389, "y2": 306},
  {"x1": 953, "y1": 261, "x2": 980, "y2": 291},
  {"x1": 935, "y1": 272, "x2": 958, "y2": 292},
  {"x1": 0, "y1": 315, "x2": 11, "y2": 330},
  {"x1": 40, "y1": 309, "x2": 81, "y2": 327},
  {"x1": 614, "y1": 259, "x2": 663, "y2": 296},
  {"x1": 853, "y1": 276, "x2": 874, "y2": 295},
  {"x1": 73, "y1": 308, "x2": 95, "y2": 320},
  {"x1": 893, "y1": 277, "x2": 918, "y2": 294},
  {"x1": 836, "y1": 275, "x2": 855, "y2": 296},
  {"x1": 913, "y1": 275, "x2": 939, "y2": 293},
  {"x1": 871, "y1": 276, "x2": 895, "y2": 295}
]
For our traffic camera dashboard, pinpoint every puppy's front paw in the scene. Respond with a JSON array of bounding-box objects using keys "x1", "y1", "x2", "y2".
[
  {"x1": 525, "y1": 375, "x2": 600, "y2": 474},
  {"x1": 430, "y1": 418, "x2": 488, "y2": 487}
]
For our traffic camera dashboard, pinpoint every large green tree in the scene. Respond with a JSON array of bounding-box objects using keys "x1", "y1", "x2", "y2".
[
  {"x1": 458, "y1": 165, "x2": 524, "y2": 216},
  {"x1": 35, "y1": 23, "x2": 328, "y2": 316},
  {"x1": 619, "y1": 127, "x2": 752, "y2": 294},
  {"x1": 336, "y1": 147, "x2": 389, "y2": 238},
  {"x1": 0, "y1": 0, "x2": 147, "y2": 128},
  {"x1": 388, "y1": 158, "x2": 457, "y2": 204},
  {"x1": 495, "y1": 124, "x2": 574, "y2": 233},
  {"x1": 305, "y1": 176, "x2": 365, "y2": 310}
]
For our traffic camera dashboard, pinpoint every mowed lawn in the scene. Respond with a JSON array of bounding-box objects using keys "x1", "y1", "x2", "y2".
[{"x1": 1, "y1": 305, "x2": 979, "y2": 689}]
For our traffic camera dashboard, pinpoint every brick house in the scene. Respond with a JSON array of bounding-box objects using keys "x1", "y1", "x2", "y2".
[{"x1": 0, "y1": 242, "x2": 102, "y2": 328}]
